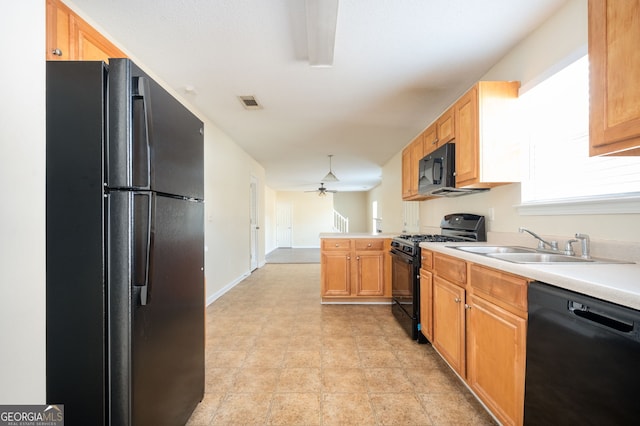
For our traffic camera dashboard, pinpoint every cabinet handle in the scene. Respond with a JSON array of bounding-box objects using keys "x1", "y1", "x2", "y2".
[
  {"x1": 356, "y1": 256, "x2": 360, "y2": 260},
  {"x1": 347, "y1": 256, "x2": 351, "y2": 260},
  {"x1": 335, "y1": 244, "x2": 339, "y2": 247},
  {"x1": 433, "y1": 137, "x2": 439, "y2": 145},
  {"x1": 454, "y1": 297, "x2": 461, "y2": 303},
  {"x1": 367, "y1": 243, "x2": 372, "y2": 247},
  {"x1": 52, "y1": 48, "x2": 63, "y2": 56},
  {"x1": 464, "y1": 304, "x2": 472, "y2": 310}
]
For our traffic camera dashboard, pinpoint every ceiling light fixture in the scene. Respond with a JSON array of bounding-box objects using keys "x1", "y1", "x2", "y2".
[
  {"x1": 305, "y1": 0, "x2": 339, "y2": 67},
  {"x1": 322, "y1": 154, "x2": 339, "y2": 182}
]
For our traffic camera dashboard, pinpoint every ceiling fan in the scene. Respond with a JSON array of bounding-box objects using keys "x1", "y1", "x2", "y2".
[{"x1": 305, "y1": 182, "x2": 337, "y2": 197}]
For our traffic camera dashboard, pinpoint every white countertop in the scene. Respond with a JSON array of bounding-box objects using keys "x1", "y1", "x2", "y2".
[
  {"x1": 420, "y1": 241, "x2": 640, "y2": 311},
  {"x1": 319, "y1": 233, "x2": 397, "y2": 239}
]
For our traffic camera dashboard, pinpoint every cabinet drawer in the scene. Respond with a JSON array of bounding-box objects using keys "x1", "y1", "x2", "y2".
[
  {"x1": 322, "y1": 239, "x2": 352, "y2": 251},
  {"x1": 434, "y1": 253, "x2": 467, "y2": 286},
  {"x1": 420, "y1": 249, "x2": 433, "y2": 270},
  {"x1": 355, "y1": 239, "x2": 384, "y2": 250},
  {"x1": 469, "y1": 264, "x2": 528, "y2": 314}
]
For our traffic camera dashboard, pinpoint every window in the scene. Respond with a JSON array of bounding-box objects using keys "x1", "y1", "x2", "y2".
[
  {"x1": 517, "y1": 55, "x2": 640, "y2": 214},
  {"x1": 372, "y1": 201, "x2": 381, "y2": 233}
]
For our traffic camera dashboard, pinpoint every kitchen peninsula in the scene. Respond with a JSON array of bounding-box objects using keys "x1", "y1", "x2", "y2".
[{"x1": 319, "y1": 233, "x2": 396, "y2": 303}]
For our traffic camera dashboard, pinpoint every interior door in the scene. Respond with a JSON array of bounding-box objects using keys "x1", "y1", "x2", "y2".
[
  {"x1": 276, "y1": 202, "x2": 292, "y2": 248},
  {"x1": 250, "y1": 176, "x2": 259, "y2": 271}
]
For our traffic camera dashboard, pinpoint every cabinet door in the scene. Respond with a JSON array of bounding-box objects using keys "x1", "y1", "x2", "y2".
[
  {"x1": 432, "y1": 276, "x2": 466, "y2": 377},
  {"x1": 354, "y1": 251, "x2": 384, "y2": 296},
  {"x1": 73, "y1": 16, "x2": 126, "y2": 62},
  {"x1": 437, "y1": 106, "x2": 455, "y2": 145},
  {"x1": 46, "y1": 0, "x2": 126, "y2": 63},
  {"x1": 321, "y1": 252, "x2": 351, "y2": 296},
  {"x1": 589, "y1": 0, "x2": 640, "y2": 156},
  {"x1": 401, "y1": 147, "x2": 412, "y2": 199},
  {"x1": 467, "y1": 294, "x2": 526, "y2": 426},
  {"x1": 454, "y1": 86, "x2": 479, "y2": 187},
  {"x1": 419, "y1": 268, "x2": 433, "y2": 341},
  {"x1": 409, "y1": 135, "x2": 425, "y2": 196},
  {"x1": 46, "y1": 0, "x2": 71, "y2": 60},
  {"x1": 422, "y1": 123, "x2": 438, "y2": 155}
]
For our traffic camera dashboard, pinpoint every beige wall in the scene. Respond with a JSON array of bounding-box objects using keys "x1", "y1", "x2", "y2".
[
  {"x1": 368, "y1": 150, "x2": 405, "y2": 234},
  {"x1": 0, "y1": 0, "x2": 46, "y2": 404},
  {"x1": 276, "y1": 192, "x2": 335, "y2": 247},
  {"x1": 203, "y1": 122, "x2": 267, "y2": 303},
  {"x1": 0, "y1": 0, "x2": 267, "y2": 402},
  {"x1": 334, "y1": 192, "x2": 369, "y2": 233},
  {"x1": 264, "y1": 186, "x2": 278, "y2": 254}
]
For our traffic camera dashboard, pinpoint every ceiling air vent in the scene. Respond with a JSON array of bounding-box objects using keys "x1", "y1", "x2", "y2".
[{"x1": 238, "y1": 95, "x2": 263, "y2": 110}]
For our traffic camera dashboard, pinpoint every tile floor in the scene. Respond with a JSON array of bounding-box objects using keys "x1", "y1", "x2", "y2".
[
  {"x1": 187, "y1": 263, "x2": 497, "y2": 425},
  {"x1": 265, "y1": 248, "x2": 320, "y2": 264}
]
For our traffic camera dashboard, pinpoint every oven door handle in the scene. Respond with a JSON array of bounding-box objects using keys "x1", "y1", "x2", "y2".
[{"x1": 390, "y1": 248, "x2": 414, "y2": 264}]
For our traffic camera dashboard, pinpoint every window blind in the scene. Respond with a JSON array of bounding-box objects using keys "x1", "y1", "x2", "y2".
[{"x1": 519, "y1": 55, "x2": 640, "y2": 204}]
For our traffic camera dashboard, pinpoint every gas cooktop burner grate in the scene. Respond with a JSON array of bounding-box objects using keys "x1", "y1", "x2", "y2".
[{"x1": 397, "y1": 234, "x2": 465, "y2": 243}]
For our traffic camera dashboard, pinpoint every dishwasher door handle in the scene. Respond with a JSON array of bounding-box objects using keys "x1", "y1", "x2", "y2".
[{"x1": 568, "y1": 300, "x2": 634, "y2": 333}]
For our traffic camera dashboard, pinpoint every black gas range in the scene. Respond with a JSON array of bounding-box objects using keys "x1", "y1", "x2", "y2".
[{"x1": 390, "y1": 213, "x2": 486, "y2": 342}]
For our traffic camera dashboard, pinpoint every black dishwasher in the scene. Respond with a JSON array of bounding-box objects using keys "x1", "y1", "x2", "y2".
[{"x1": 525, "y1": 281, "x2": 640, "y2": 425}]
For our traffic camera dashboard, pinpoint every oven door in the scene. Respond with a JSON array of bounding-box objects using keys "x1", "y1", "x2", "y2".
[{"x1": 390, "y1": 248, "x2": 415, "y2": 312}]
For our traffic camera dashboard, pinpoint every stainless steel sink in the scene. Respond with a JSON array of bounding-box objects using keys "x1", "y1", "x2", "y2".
[
  {"x1": 450, "y1": 246, "x2": 538, "y2": 254},
  {"x1": 447, "y1": 245, "x2": 632, "y2": 264},
  {"x1": 486, "y1": 252, "x2": 594, "y2": 263}
]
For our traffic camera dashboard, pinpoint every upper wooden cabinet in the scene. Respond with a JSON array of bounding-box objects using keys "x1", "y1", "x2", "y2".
[
  {"x1": 401, "y1": 107, "x2": 456, "y2": 201},
  {"x1": 46, "y1": 0, "x2": 126, "y2": 62},
  {"x1": 401, "y1": 80, "x2": 518, "y2": 200},
  {"x1": 454, "y1": 81, "x2": 520, "y2": 188},
  {"x1": 423, "y1": 107, "x2": 455, "y2": 156},
  {"x1": 401, "y1": 133, "x2": 426, "y2": 200},
  {"x1": 588, "y1": 0, "x2": 640, "y2": 156}
]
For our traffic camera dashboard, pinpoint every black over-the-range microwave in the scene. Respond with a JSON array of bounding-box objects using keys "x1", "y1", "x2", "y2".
[{"x1": 417, "y1": 142, "x2": 489, "y2": 197}]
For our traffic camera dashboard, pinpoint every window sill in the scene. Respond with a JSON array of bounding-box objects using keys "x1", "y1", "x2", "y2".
[{"x1": 516, "y1": 193, "x2": 640, "y2": 215}]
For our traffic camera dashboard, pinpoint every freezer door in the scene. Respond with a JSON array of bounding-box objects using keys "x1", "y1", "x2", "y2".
[
  {"x1": 108, "y1": 191, "x2": 205, "y2": 425},
  {"x1": 107, "y1": 58, "x2": 204, "y2": 200}
]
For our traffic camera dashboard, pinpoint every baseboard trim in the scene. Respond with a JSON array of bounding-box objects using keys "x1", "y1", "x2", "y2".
[{"x1": 206, "y1": 271, "x2": 250, "y2": 306}]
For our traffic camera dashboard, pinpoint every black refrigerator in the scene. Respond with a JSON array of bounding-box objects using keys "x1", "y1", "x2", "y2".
[{"x1": 46, "y1": 59, "x2": 205, "y2": 425}]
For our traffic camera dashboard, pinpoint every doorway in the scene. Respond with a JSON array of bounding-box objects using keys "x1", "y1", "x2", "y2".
[
  {"x1": 276, "y1": 202, "x2": 292, "y2": 248},
  {"x1": 250, "y1": 176, "x2": 259, "y2": 271}
]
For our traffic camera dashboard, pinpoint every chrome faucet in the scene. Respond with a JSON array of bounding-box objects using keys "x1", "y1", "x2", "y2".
[
  {"x1": 564, "y1": 239, "x2": 578, "y2": 256},
  {"x1": 575, "y1": 233, "x2": 591, "y2": 259},
  {"x1": 518, "y1": 227, "x2": 558, "y2": 251}
]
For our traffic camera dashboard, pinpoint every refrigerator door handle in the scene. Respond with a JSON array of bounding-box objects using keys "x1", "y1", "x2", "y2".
[
  {"x1": 132, "y1": 76, "x2": 152, "y2": 189},
  {"x1": 133, "y1": 192, "x2": 153, "y2": 305}
]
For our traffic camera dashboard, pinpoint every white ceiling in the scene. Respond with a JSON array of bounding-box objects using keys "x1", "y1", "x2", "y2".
[{"x1": 70, "y1": 0, "x2": 568, "y2": 192}]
